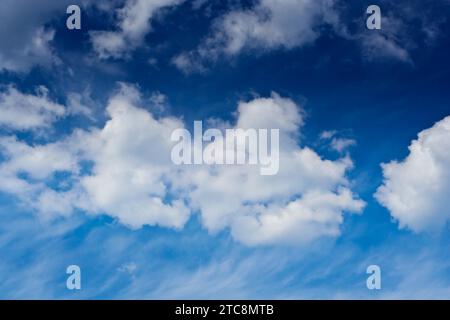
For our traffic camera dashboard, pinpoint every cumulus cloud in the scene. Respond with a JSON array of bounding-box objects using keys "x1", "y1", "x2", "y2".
[
  {"x1": 375, "y1": 116, "x2": 450, "y2": 232},
  {"x1": 0, "y1": 84, "x2": 189, "y2": 228},
  {"x1": 0, "y1": 86, "x2": 66, "y2": 130},
  {"x1": 173, "y1": 0, "x2": 340, "y2": 73},
  {"x1": 0, "y1": 133, "x2": 82, "y2": 221},
  {"x1": 0, "y1": 84, "x2": 364, "y2": 245},
  {"x1": 90, "y1": 0, "x2": 184, "y2": 59},
  {"x1": 178, "y1": 94, "x2": 364, "y2": 245},
  {"x1": 78, "y1": 84, "x2": 190, "y2": 229}
]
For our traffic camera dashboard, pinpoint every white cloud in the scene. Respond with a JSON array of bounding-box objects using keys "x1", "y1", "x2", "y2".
[
  {"x1": 66, "y1": 88, "x2": 97, "y2": 119},
  {"x1": 172, "y1": 53, "x2": 206, "y2": 74},
  {"x1": 78, "y1": 84, "x2": 190, "y2": 229},
  {"x1": 319, "y1": 130, "x2": 337, "y2": 140},
  {"x1": 0, "y1": 136, "x2": 76, "y2": 180},
  {"x1": 0, "y1": 133, "x2": 82, "y2": 221},
  {"x1": 90, "y1": 0, "x2": 184, "y2": 59},
  {"x1": 330, "y1": 138, "x2": 356, "y2": 153},
  {"x1": 179, "y1": 93, "x2": 364, "y2": 245},
  {"x1": 0, "y1": 84, "x2": 190, "y2": 228},
  {"x1": 0, "y1": 86, "x2": 66, "y2": 130},
  {"x1": 0, "y1": 85, "x2": 364, "y2": 245},
  {"x1": 173, "y1": 0, "x2": 340, "y2": 73},
  {"x1": 0, "y1": 85, "x2": 96, "y2": 131},
  {"x1": 375, "y1": 116, "x2": 450, "y2": 232},
  {"x1": 218, "y1": 0, "x2": 338, "y2": 54},
  {"x1": 172, "y1": 1, "x2": 450, "y2": 72},
  {"x1": 230, "y1": 188, "x2": 364, "y2": 246},
  {"x1": 319, "y1": 130, "x2": 356, "y2": 153}
]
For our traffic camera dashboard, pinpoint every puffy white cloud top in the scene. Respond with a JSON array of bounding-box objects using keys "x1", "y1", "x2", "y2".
[
  {"x1": 376, "y1": 116, "x2": 450, "y2": 232},
  {"x1": 0, "y1": 84, "x2": 365, "y2": 245}
]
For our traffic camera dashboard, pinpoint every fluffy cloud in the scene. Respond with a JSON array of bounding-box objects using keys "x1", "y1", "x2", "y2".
[
  {"x1": 0, "y1": 84, "x2": 189, "y2": 227},
  {"x1": 177, "y1": 94, "x2": 364, "y2": 245},
  {"x1": 78, "y1": 84, "x2": 190, "y2": 229},
  {"x1": 0, "y1": 84, "x2": 364, "y2": 245},
  {"x1": 375, "y1": 116, "x2": 450, "y2": 232},
  {"x1": 0, "y1": 86, "x2": 66, "y2": 130},
  {"x1": 0, "y1": 133, "x2": 82, "y2": 222},
  {"x1": 173, "y1": 0, "x2": 340, "y2": 73},
  {"x1": 215, "y1": 0, "x2": 338, "y2": 53},
  {"x1": 90, "y1": 0, "x2": 184, "y2": 59}
]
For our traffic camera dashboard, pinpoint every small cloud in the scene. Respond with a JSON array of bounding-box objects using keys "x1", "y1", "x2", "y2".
[
  {"x1": 171, "y1": 53, "x2": 206, "y2": 75},
  {"x1": 320, "y1": 130, "x2": 356, "y2": 153},
  {"x1": 320, "y1": 130, "x2": 337, "y2": 140},
  {"x1": 66, "y1": 88, "x2": 97, "y2": 120},
  {"x1": 147, "y1": 57, "x2": 158, "y2": 67},
  {"x1": 375, "y1": 116, "x2": 450, "y2": 232},
  {"x1": 330, "y1": 138, "x2": 356, "y2": 153},
  {"x1": 361, "y1": 33, "x2": 412, "y2": 63},
  {"x1": 90, "y1": 0, "x2": 184, "y2": 59},
  {"x1": 149, "y1": 91, "x2": 168, "y2": 113}
]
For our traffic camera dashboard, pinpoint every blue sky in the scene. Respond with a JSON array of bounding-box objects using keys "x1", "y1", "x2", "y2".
[{"x1": 0, "y1": 0, "x2": 450, "y2": 299}]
